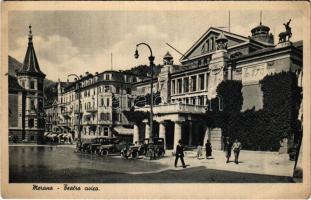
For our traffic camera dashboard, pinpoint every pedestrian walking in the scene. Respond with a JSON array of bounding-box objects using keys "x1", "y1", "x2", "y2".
[
  {"x1": 205, "y1": 140, "x2": 212, "y2": 159},
  {"x1": 223, "y1": 136, "x2": 229, "y2": 152},
  {"x1": 232, "y1": 139, "x2": 242, "y2": 164},
  {"x1": 175, "y1": 139, "x2": 186, "y2": 168},
  {"x1": 196, "y1": 145, "x2": 202, "y2": 159},
  {"x1": 225, "y1": 139, "x2": 232, "y2": 163}
]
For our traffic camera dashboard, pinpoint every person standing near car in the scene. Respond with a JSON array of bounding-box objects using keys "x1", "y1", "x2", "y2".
[
  {"x1": 175, "y1": 140, "x2": 186, "y2": 168},
  {"x1": 232, "y1": 139, "x2": 242, "y2": 164}
]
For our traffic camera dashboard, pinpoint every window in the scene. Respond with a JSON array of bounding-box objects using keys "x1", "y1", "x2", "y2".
[
  {"x1": 106, "y1": 98, "x2": 110, "y2": 107},
  {"x1": 116, "y1": 87, "x2": 120, "y2": 94},
  {"x1": 30, "y1": 135, "x2": 35, "y2": 141},
  {"x1": 183, "y1": 77, "x2": 189, "y2": 93},
  {"x1": 198, "y1": 60, "x2": 201, "y2": 66},
  {"x1": 171, "y1": 80, "x2": 175, "y2": 94},
  {"x1": 104, "y1": 86, "x2": 110, "y2": 92},
  {"x1": 28, "y1": 118, "x2": 34, "y2": 128},
  {"x1": 30, "y1": 99, "x2": 35, "y2": 110},
  {"x1": 105, "y1": 74, "x2": 110, "y2": 80},
  {"x1": 191, "y1": 97, "x2": 196, "y2": 105},
  {"x1": 30, "y1": 81, "x2": 35, "y2": 89},
  {"x1": 199, "y1": 96, "x2": 204, "y2": 106},
  {"x1": 199, "y1": 74, "x2": 205, "y2": 90},
  {"x1": 177, "y1": 79, "x2": 182, "y2": 94},
  {"x1": 104, "y1": 127, "x2": 109, "y2": 136},
  {"x1": 38, "y1": 81, "x2": 43, "y2": 90},
  {"x1": 191, "y1": 76, "x2": 197, "y2": 92},
  {"x1": 21, "y1": 81, "x2": 25, "y2": 87},
  {"x1": 100, "y1": 113, "x2": 110, "y2": 121},
  {"x1": 186, "y1": 98, "x2": 189, "y2": 104},
  {"x1": 101, "y1": 98, "x2": 104, "y2": 106},
  {"x1": 126, "y1": 88, "x2": 131, "y2": 94},
  {"x1": 206, "y1": 74, "x2": 209, "y2": 90}
]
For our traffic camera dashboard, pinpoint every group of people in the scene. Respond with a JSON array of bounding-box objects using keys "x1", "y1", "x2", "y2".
[
  {"x1": 224, "y1": 137, "x2": 242, "y2": 164},
  {"x1": 174, "y1": 137, "x2": 242, "y2": 168}
]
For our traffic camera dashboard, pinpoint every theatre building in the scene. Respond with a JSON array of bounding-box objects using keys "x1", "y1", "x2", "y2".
[
  {"x1": 134, "y1": 23, "x2": 302, "y2": 150},
  {"x1": 50, "y1": 21, "x2": 302, "y2": 150}
]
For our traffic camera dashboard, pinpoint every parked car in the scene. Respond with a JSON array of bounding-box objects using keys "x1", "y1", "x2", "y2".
[
  {"x1": 98, "y1": 139, "x2": 130, "y2": 156},
  {"x1": 145, "y1": 137, "x2": 165, "y2": 160}
]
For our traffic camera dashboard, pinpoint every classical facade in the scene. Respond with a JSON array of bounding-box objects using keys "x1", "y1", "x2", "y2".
[
  {"x1": 50, "y1": 21, "x2": 302, "y2": 150},
  {"x1": 133, "y1": 23, "x2": 302, "y2": 150},
  {"x1": 8, "y1": 26, "x2": 46, "y2": 143}
]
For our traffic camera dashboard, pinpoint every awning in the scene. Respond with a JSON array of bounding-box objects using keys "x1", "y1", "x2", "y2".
[{"x1": 113, "y1": 126, "x2": 133, "y2": 136}]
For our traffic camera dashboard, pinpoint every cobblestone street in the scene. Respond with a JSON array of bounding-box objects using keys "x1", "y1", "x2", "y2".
[{"x1": 9, "y1": 145, "x2": 295, "y2": 183}]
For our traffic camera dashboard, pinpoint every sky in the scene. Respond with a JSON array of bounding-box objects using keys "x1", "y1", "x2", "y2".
[{"x1": 8, "y1": 10, "x2": 304, "y2": 81}]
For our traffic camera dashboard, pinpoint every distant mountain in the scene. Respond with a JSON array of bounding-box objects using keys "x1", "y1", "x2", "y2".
[
  {"x1": 124, "y1": 64, "x2": 162, "y2": 77},
  {"x1": 8, "y1": 56, "x2": 23, "y2": 76}
]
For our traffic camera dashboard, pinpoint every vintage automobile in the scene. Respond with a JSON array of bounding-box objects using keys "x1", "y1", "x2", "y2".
[
  {"x1": 79, "y1": 137, "x2": 106, "y2": 154},
  {"x1": 121, "y1": 143, "x2": 141, "y2": 159},
  {"x1": 98, "y1": 139, "x2": 130, "y2": 156},
  {"x1": 145, "y1": 137, "x2": 165, "y2": 159},
  {"x1": 122, "y1": 138, "x2": 165, "y2": 159}
]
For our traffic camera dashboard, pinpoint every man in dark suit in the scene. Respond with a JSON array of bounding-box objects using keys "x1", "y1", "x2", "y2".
[{"x1": 175, "y1": 139, "x2": 186, "y2": 168}]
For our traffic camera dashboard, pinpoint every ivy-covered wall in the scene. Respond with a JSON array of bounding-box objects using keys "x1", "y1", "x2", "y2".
[{"x1": 205, "y1": 71, "x2": 302, "y2": 151}]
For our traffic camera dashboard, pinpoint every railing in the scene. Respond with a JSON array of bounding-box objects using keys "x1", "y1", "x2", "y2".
[
  {"x1": 136, "y1": 102, "x2": 206, "y2": 114},
  {"x1": 86, "y1": 107, "x2": 98, "y2": 112},
  {"x1": 74, "y1": 109, "x2": 82, "y2": 114}
]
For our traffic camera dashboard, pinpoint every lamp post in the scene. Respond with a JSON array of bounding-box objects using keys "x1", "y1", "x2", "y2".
[
  {"x1": 68, "y1": 74, "x2": 81, "y2": 140},
  {"x1": 135, "y1": 43, "x2": 155, "y2": 138}
]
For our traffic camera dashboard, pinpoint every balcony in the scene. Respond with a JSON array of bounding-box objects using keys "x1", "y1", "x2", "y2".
[
  {"x1": 63, "y1": 110, "x2": 73, "y2": 115},
  {"x1": 86, "y1": 106, "x2": 97, "y2": 113},
  {"x1": 74, "y1": 108, "x2": 82, "y2": 114},
  {"x1": 135, "y1": 102, "x2": 206, "y2": 114}
]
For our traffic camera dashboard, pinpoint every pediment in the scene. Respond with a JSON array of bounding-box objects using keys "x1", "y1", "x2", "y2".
[{"x1": 180, "y1": 27, "x2": 249, "y2": 62}]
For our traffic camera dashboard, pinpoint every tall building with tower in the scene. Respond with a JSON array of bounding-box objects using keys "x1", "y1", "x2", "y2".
[{"x1": 8, "y1": 26, "x2": 46, "y2": 143}]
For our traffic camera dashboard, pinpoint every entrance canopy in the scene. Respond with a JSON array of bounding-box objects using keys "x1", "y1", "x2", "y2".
[{"x1": 113, "y1": 126, "x2": 133, "y2": 135}]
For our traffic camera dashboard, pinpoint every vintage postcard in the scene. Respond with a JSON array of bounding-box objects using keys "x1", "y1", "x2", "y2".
[{"x1": 1, "y1": 1, "x2": 310, "y2": 199}]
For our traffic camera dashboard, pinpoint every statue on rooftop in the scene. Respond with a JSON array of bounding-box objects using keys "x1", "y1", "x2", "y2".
[{"x1": 279, "y1": 19, "x2": 292, "y2": 43}]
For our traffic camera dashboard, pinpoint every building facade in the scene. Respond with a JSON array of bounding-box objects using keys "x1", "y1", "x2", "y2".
[
  {"x1": 48, "y1": 22, "x2": 302, "y2": 150},
  {"x1": 9, "y1": 26, "x2": 46, "y2": 143}
]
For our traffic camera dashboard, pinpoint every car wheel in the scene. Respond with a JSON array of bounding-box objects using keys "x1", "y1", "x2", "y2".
[
  {"x1": 102, "y1": 150, "x2": 109, "y2": 157},
  {"x1": 132, "y1": 151, "x2": 138, "y2": 159}
]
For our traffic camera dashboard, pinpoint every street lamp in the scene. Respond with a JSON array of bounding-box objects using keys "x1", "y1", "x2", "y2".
[
  {"x1": 68, "y1": 74, "x2": 81, "y2": 140},
  {"x1": 135, "y1": 43, "x2": 155, "y2": 139}
]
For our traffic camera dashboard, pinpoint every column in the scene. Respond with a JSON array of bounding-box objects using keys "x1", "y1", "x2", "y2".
[
  {"x1": 173, "y1": 121, "x2": 182, "y2": 151},
  {"x1": 133, "y1": 124, "x2": 139, "y2": 144},
  {"x1": 188, "y1": 121, "x2": 193, "y2": 146},
  {"x1": 159, "y1": 122, "x2": 166, "y2": 149},
  {"x1": 145, "y1": 123, "x2": 150, "y2": 139}
]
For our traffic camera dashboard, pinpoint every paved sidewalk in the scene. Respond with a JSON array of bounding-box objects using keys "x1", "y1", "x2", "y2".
[{"x1": 152, "y1": 150, "x2": 295, "y2": 177}]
